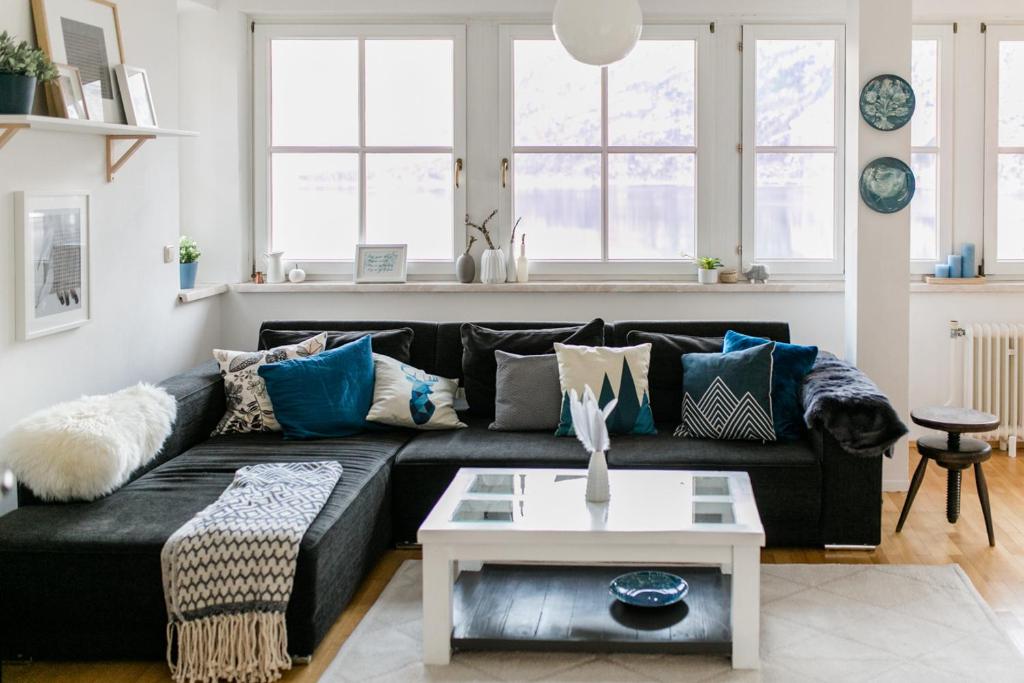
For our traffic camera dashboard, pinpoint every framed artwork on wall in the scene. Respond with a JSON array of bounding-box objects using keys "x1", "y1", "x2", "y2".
[
  {"x1": 51, "y1": 63, "x2": 90, "y2": 119},
  {"x1": 354, "y1": 244, "x2": 408, "y2": 283},
  {"x1": 114, "y1": 65, "x2": 156, "y2": 127},
  {"x1": 14, "y1": 192, "x2": 92, "y2": 341},
  {"x1": 31, "y1": 0, "x2": 126, "y2": 123}
]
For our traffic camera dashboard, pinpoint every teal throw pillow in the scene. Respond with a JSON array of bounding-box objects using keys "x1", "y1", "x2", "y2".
[
  {"x1": 723, "y1": 330, "x2": 817, "y2": 441},
  {"x1": 675, "y1": 343, "x2": 776, "y2": 442},
  {"x1": 258, "y1": 335, "x2": 375, "y2": 439}
]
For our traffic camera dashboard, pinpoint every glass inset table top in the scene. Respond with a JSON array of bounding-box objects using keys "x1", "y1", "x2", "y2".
[{"x1": 452, "y1": 499, "x2": 514, "y2": 523}]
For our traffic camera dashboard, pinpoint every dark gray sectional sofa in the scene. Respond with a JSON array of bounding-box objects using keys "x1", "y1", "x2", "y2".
[{"x1": 0, "y1": 320, "x2": 884, "y2": 661}]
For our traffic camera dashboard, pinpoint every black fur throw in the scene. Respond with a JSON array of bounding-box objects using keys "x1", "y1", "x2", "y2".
[{"x1": 801, "y1": 352, "x2": 908, "y2": 457}]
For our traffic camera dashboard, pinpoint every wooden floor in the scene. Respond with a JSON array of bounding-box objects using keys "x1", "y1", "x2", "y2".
[{"x1": 5, "y1": 446, "x2": 1024, "y2": 682}]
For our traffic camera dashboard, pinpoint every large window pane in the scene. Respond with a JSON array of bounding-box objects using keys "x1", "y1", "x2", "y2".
[
  {"x1": 365, "y1": 40, "x2": 454, "y2": 147},
  {"x1": 514, "y1": 154, "x2": 601, "y2": 259},
  {"x1": 912, "y1": 40, "x2": 938, "y2": 148},
  {"x1": 910, "y1": 152, "x2": 938, "y2": 261},
  {"x1": 997, "y1": 154, "x2": 1024, "y2": 260},
  {"x1": 608, "y1": 41, "x2": 696, "y2": 147},
  {"x1": 272, "y1": 40, "x2": 358, "y2": 147},
  {"x1": 366, "y1": 154, "x2": 453, "y2": 260},
  {"x1": 755, "y1": 153, "x2": 834, "y2": 259},
  {"x1": 272, "y1": 154, "x2": 358, "y2": 260},
  {"x1": 999, "y1": 42, "x2": 1024, "y2": 147},
  {"x1": 755, "y1": 40, "x2": 836, "y2": 146},
  {"x1": 608, "y1": 154, "x2": 695, "y2": 259},
  {"x1": 514, "y1": 40, "x2": 600, "y2": 146}
]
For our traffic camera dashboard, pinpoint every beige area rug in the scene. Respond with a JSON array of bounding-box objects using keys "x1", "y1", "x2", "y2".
[{"x1": 320, "y1": 561, "x2": 1022, "y2": 682}]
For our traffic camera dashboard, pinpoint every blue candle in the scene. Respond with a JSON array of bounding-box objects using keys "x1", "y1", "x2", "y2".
[
  {"x1": 934, "y1": 264, "x2": 950, "y2": 278},
  {"x1": 961, "y1": 243, "x2": 976, "y2": 279},
  {"x1": 947, "y1": 254, "x2": 962, "y2": 278}
]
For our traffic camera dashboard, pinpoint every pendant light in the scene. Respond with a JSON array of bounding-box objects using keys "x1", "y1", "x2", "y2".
[{"x1": 552, "y1": 0, "x2": 643, "y2": 67}]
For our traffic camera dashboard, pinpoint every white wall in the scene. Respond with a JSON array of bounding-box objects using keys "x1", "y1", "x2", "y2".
[
  {"x1": 178, "y1": 0, "x2": 1024, "y2": 492},
  {"x1": 0, "y1": 1, "x2": 222, "y2": 512}
]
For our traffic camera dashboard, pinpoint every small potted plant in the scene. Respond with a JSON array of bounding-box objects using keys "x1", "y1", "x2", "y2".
[
  {"x1": 179, "y1": 236, "x2": 201, "y2": 290},
  {"x1": 0, "y1": 31, "x2": 57, "y2": 115},
  {"x1": 697, "y1": 256, "x2": 722, "y2": 284}
]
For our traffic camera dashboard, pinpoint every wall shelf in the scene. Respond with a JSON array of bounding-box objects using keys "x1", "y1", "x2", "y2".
[{"x1": 0, "y1": 115, "x2": 198, "y2": 182}]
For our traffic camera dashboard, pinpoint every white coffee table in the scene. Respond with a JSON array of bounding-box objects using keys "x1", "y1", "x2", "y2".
[{"x1": 417, "y1": 468, "x2": 765, "y2": 669}]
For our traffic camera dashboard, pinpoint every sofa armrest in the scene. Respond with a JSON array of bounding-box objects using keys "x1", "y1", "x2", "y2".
[
  {"x1": 16, "y1": 360, "x2": 225, "y2": 507},
  {"x1": 811, "y1": 427, "x2": 883, "y2": 546}
]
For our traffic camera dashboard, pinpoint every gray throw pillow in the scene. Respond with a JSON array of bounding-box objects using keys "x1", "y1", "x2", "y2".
[{"x1": 489, "y1": 351, "x2": 562, "y2": 431}]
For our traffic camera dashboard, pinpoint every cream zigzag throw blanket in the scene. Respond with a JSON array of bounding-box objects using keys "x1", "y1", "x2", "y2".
[{"x1": 161, "y1": 461, "x2": 343, "y2": 683}]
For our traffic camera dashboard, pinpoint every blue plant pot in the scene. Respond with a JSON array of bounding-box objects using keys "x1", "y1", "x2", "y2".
[
  {"x1": 179, "y1": 262, "x2": 198, "y2": 290},
  {"x1": 0, "y1": 74, "x2": 37, "y2": 115}
]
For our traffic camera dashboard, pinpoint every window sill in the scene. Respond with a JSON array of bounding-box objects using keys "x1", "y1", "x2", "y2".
[
  {"x1": 910, "y1": 281, "x2": 1024, "y2": 294},
  {"x1": 178, "y1": 283, "x2": 229, "y2": 303},
  {"x1": 231, "y1": 280, "x2": 844, "y2": 294}
]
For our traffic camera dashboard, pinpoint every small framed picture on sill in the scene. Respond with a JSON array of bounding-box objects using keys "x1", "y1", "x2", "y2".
[
  {"x1": 114, "y1": 64, "x2": 157, "y2": 127},
  {"x1": 354, "y1": 244, "x2": 408, "y2": 283}
]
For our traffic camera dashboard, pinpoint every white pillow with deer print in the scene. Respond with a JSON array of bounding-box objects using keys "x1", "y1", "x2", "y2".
[
  {"x1": 212, "y1": 332, "x2": 328, "y2": 435},
  {"x1": 366, "y1": 354, "x2": 466, "y2": 430}
]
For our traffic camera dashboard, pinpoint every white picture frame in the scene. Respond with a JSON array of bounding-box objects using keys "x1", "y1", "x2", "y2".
[
  {"x1": 114, "y1": 65, "x2": 157, "y2": 128},
  {"x1": 354, "y1": 244, "x2": 408, "y2": 283},
  {"x1": 53, "y1": 63, "x2": 90, "y2": 119},
  {"x1": 14, "y1": 192, "x2": 91, "y2": 341}
]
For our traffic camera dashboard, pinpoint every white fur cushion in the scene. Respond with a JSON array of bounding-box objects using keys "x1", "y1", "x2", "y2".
[{"x1": 0, "y1": 384, "x2": 177, "y2": 502}]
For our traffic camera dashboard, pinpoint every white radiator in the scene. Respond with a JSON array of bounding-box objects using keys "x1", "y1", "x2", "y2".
[{"x1": 953, "y1": 322, "x2": 1022, "y2": 456}]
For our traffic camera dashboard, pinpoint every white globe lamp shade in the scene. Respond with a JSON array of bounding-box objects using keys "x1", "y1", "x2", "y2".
[{"x1": 553, "y1": 0, "x2": 643, "y2": 67}]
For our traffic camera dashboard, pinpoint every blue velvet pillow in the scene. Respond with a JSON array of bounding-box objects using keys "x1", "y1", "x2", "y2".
[
  {"x1": 258, "y1": 335, "x2": 375, "y2": 439},
  {"x1": 723, "y1": 330, "x2": 818, "y2": 441},
  {"x1": 675, "y1": 343, "x2": 776, "y2": 442}
]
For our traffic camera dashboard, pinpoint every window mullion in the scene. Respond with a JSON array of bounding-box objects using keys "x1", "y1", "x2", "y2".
[
  {"x1": 358, "y1": 37, "x2": 367, "y2": 244},
  {"x1": 601, "y1": 65, "x2": 609, "y2": 263}
]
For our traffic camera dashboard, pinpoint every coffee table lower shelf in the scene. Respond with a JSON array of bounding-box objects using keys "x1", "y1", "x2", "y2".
[{"x1": 451, "y1": 564, "x2": 732, "y2": 656}]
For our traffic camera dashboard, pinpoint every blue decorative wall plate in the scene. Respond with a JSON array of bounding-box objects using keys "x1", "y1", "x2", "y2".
[
  {"x1": 860, "y1": 74, "x2": 916, "y2": 131},
  {"x1": 609, "y1": 571, "x2": 689, "y2": 608},
  {"x1": 860, "y1": 157, "x2": 916, "y2": 214}
]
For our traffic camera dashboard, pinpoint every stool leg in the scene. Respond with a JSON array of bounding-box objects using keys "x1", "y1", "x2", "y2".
[
  {"x1": 946, "y1": 469, "x2": 962, "y2": 524},
  {"x1": 974, "y1": 463, "x2": 995, "y2": 547},
  {"x1": 897, "y1": 456, "x2": 929, "y2": 533}
]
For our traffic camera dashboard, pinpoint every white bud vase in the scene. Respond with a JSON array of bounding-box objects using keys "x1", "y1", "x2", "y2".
[
  {"x1": 480, "y1": 248, "x2": 507, "y2": 284},
  {"x1": 586, "y1": 450, "x2": 610, "y2": 503}
]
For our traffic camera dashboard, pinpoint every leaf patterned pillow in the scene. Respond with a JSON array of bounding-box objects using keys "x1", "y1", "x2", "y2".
[{"x1": 212, "y1": 333, "x2": 327, "y2": 435}]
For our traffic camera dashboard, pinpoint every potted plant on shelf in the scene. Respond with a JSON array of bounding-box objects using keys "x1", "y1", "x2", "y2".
[
  {"x1": 179, "y1": 236, "x2": 201, "y2": 290},
  {"x1": 0, "y1": 31, "x2": 57, "y2": 115},
  {"x1": 696, "y1": 256, "x2": 722, "y2": 284}
]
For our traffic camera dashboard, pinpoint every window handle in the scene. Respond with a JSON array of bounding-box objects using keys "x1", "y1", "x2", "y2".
[
  {"x1": 455, "y1": 158, "x2": 463, "y2": 189},
  {"x1": 501, "y1": 157, "x2": 510, "y2": 188}
]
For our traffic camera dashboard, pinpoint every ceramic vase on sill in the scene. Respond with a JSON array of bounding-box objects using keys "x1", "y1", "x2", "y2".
[
  {"x1": 179, "y1": 261, "x2": 198, "y2": 290},
  {"x1": 697, "y1": 268, "x2": 719, "y2": 284},
  {"x1": 480, "y1": 248, "x2": 507, "y2": 284}
]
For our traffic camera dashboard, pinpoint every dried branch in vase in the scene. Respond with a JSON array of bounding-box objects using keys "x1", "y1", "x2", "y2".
[
  {"x1": 465, "y1": 209, "x2": 498, "y2": 250},
  {"x1": 463, "y1": 235, "x2": 478, "y2": 256},
  {"x1": 509, "y1": 216, "x2": 523, "y2": 246}
]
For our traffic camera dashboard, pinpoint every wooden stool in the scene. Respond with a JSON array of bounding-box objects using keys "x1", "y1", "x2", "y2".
[{"x1": 896, "y1": 407, "x2": 999, "y2": 547}]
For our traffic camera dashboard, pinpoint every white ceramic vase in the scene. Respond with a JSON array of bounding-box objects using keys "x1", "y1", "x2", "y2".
[
  {"x1": 506, "y1": 243, "x2": 518, "y2": 282},
  {"x1": 586, "y1": 449, "x2": 610, "y2": 503},
  {"x1": 480, "y1": 248, "x2": 507, "y2": 284},
  {"x1": 697, "y1": 268, "x2": 719, "y2": 284},
  {"x1": 266, "y1": 251, "x2": 287, "y2": 284}
]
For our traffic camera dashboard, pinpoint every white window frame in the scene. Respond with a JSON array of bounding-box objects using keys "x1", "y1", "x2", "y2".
[
  {"x1": 497, "y1": 24, "x2": 714, "y2": 277},
  {"x1": 910, "y1": 25, "x2": 955, "y2": 275},
  {"x1": 984, "y1": 24, "x2": 1024, "y2": 276},
  {"x1": 741, "y1": 24, "x2": 846, "y2": 277},
  {"x1": 253, "y1": 24, "x2": 467, "y2": 277}
]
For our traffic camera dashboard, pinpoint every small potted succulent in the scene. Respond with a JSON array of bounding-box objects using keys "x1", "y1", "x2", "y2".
[
  {"x1": 696, "y1": 256, "x2": 722, "y2": 284},
  {"x1": 0, "y1": 31, "x2": 57, "y2": 115},
  {"x1": 179, "y1": 236, "x2": 201, "y2": 290}
]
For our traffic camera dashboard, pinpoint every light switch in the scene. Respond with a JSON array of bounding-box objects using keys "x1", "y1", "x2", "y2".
[{"x1": 163, "y1": 245, "x2": 176, "y2": 263}]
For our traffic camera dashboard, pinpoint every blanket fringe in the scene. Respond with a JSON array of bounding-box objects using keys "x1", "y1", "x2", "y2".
[{"x1": 167, "y1": 612, "x2": 291, "y2": 683}]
